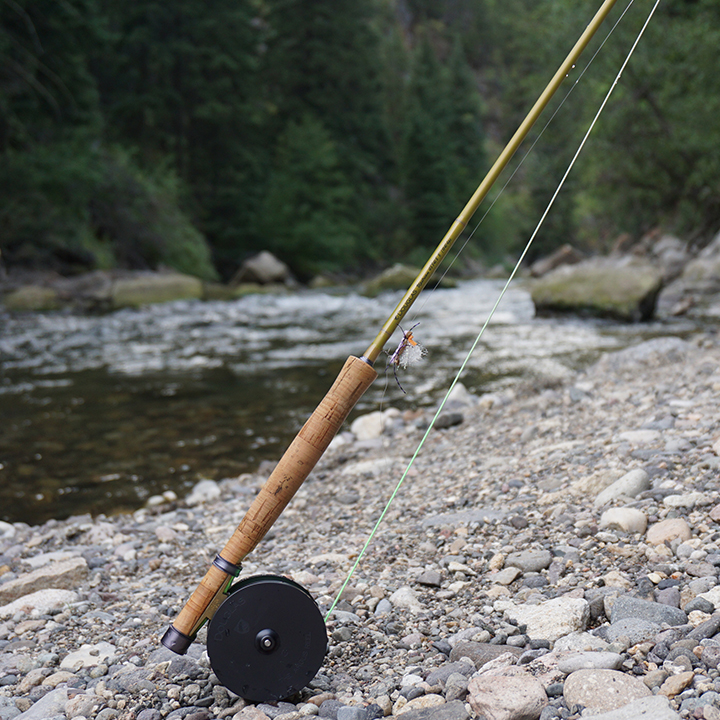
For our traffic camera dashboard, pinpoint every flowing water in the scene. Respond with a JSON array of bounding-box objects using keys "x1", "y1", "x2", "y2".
[{"x1": 0, "y1": 280, "x2": 694, "y2": 524}]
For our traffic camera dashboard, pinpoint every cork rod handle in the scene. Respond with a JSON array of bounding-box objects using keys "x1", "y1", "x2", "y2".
[{"x1": 165, "y1": 356, "x2": 377, "y2": 646}]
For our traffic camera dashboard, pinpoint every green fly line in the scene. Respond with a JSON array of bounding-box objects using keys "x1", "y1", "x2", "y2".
[{"x1": 325, "y1": 0, "x2": 662, "y2": 622}]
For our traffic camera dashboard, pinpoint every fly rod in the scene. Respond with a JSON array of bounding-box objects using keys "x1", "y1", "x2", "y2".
[{"x1": 161, "y1": 0, "x2": 621, "y2": 702}]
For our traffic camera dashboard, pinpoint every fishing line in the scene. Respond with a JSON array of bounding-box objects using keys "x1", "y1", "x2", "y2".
[
  {"x1": 325, "y1": 0, "x2": 661, "y2": 622},
  {"x1": 410, "y1": 0, "x2": 637, "y2": 320}
]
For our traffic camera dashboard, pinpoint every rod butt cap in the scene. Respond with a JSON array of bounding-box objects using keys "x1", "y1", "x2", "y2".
[{"x1": 161, "y1": 625, "x2": 193, "y2": 655}]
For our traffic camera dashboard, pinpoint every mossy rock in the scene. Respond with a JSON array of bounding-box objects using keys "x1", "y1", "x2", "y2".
[
  {"x1": 3, "y1": 285, "x2": 62, "y2": 311},
  {"x1": 203, "y1": 282, "x2": 238, "y2": 301},
  {"x1": 363, "y1": 263, "x2": 457, "y2": 298},
  {"x1": 111, "y1": 273, "x2": 203, "y2": 308},
  {"x1": 530, "y1": 258, "x2": 663, "y2": 322}
]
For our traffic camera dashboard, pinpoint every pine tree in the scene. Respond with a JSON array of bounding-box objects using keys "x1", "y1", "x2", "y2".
[
  {"x1": 445, "y1": 36, "x2": 486, "y2": 215},
  {"x1": 402, "y1": 33, "x2": 484, "y2": 256},
  {"x1": 259, "y1": 114, "x2": 360, "y2": 279},
  {"x1": 261, "y1": 0, "x2": 391, "y2": 262},
  {"x1": 94, "y1": 0, "x2": 263, "y2": 275}
]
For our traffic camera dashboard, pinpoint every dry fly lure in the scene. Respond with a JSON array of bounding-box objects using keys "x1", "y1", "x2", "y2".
[{"x1": 386, "y1": 323, "x2": 427, "y2": 393}]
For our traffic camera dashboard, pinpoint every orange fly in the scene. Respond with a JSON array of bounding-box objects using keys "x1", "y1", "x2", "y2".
[{"x1": 386, "y1": 323, "x2": 427, "y2": 393}]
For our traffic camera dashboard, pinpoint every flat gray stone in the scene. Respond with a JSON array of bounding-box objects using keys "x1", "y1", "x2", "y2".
[
  {"x1": 505, "y1": 549, "x2": 552, "y2": 573},
  {"x1": 594, "y1": 469, "x2": 650, "y2": 508},
  {"x1": 0, "y1": 557, "x2": 88, "y2": 604},
  {"x1": 396, "y1": 700, "x2": 469, "y2": 720},
  {"x1": 426, "y1": 662, "x2": 475, "y2": 687},
  {"x1": 14, "y1": 688, "x2": 68, "y2": 720},
  {"x1": 606, "y1": 618, "x2": 661, "y2": 645},
  {"x1": 610, "y1": 595, "x2": 687, "y2": 626},
  {"x1": 0, "y1": 589, "x2": 79, "y2": 619},
  {"x1": 449, "y1": 642, "x2": 522, "y2": 667},
  {"x1": 504, "y1": 596, "x2": 589, "y2": 643},
  {"x1": 557, "y1": 652, "x2": 623, "y2": 674},
  {"x1": 581, "y1": 695, "x2": 680, "y2": 720}
]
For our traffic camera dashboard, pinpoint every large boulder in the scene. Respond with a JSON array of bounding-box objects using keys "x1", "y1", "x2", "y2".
[
  {"x1": 2, "y1": 284, "x2": 61, "y2": 311},
  {"x1": 530, "y1": 244, "x2": 584, "y2": 277},
  {"x1": 111, "y1": 272, "x2": 203, "y2": 308},
  {"x1": 231, "y1": 251, "x2": 292, "y2": 285},
  {"x1": 530, "y1": 256, "x2": 663, "y2": 321},
  {"x1": 362, "y1": 263, "x2": 456, "y2": 297},
  {"x1": 657, "y1": 230, "x2": 720, "y2": 318}
]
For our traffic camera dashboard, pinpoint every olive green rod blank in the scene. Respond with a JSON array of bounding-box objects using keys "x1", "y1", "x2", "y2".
[{"x1": 362, "y1": 0, "x2": 621, "y2": 365}]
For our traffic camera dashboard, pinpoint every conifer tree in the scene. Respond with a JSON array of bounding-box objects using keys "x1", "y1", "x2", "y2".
[
  {"x1": 94, "y1": 0, "x2": 262, "y2": 274},
  {"x1": 259, "y1": 114, "x2": 359, "y2": 279},
  {"x1": 260, "y1": 0, "x2": 391, "y2": 264}
]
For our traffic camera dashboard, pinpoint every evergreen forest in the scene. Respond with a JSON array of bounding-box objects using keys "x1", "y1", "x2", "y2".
[{"x1": 1, "y1": 0, "x2": 719, "y2": 282}]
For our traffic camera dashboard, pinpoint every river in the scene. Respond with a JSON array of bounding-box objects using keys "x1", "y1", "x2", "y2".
[{"x1": 0, "y1": 280, "x2": 694, "y2": 524}]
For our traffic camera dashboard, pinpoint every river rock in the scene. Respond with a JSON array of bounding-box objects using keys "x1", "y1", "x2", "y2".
[
  {"x1": 610, "y1": 595, "x2": 688, "y2": 626},
  {"x1": 553, "y1": 632, "x2": 610, "y2": 653},
  {"x1": 657, "y1": 230, "x2": 720, "y2": 317},
  {"x1": 530, "y1": 244, "x2": 584, "y2": 278},
  {"x1": 599, "y1": 508, "x2": 647, "y2": 534},
  {"x1": 663, "y1": 492, "x2": 709, "y2": 509},
  {"x1": 396, "y1": 700, "x2": 468, "y2": 720},
  {"x1": 396, "y1": 694, "x2": 445, "y2": 715},
  {"x1": 658, "y1": 670, "x2": 694, "y2": 697},
  {"x1": 60, "y1": 641, "x2": 117, "y2": 671},
  {"x1": 2, "y1": 285, "x2": 61, "y2": 311},
  {"x1": 505, "y1": 550, "x2": 552, "y2": 573},
  {"x1": 65, "y1": 692, "x2": 103, "y2": 718},
  {"x1": 503, "y1": 597, "x2": 589, "y2": 643},
  {"x1": 350, "y1": 412, "x2": 385, "y2": 441},
  {"x1": 563, "y1": 669, "x2": 652, "y2": 713},
  {"x1": 579, "y1": 695, "x2": 680, "y2": 720},
  {"x1": 111, "y1": 272, "x2": 203, "y2": 308},
  {"x1": 557, "y1": 652, "x2": 624, "y2": 673},
  {"x1": 467, "y1": 673, "x2": 547, "y2": 720},
  {"x1": 593, "y1": 469, "x2": 650, "y2": 508},
  {"x1": 698, "y1": 586, "x2": 720, "y2": 611},
  {"x1": 530, "y1": 257, "x2": 663, "y2": 322},
  {"x1": 448, "y1": 642, "x2": 522, "y2": 668},
  {"x1": 606, "y1": 618, "x2": 660, "y2": 645},
  {"x1": 231, "y1": 251, "x2": 292, "y2": 285},
  {"x1": 13, "y1": 687, "x2": 68, "y2": 719},
  {"x1": 494, "y1": 567, "x2": 522, "y2": 585},
  {"x1": 646, "y1": 518, "x2": 692, "y2": 545},
  {"x1": 389, "y1": 586, "x2": 423, "y2": 613},
  {"x1": 0, "y1": 588, "x2": 78, "y2": 618},
  {"x1": 184, "y1": 479, "x2": 221, "y2": 506},
  {"x1": 0, "y1": 557, "x2": 88, "y2": 604}
]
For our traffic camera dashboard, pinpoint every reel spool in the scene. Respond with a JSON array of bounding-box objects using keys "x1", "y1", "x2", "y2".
[{"x1": 207, "y1": 575, "x2": 327, "y2": 703}]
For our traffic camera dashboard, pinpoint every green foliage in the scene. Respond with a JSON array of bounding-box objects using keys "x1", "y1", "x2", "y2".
[
  {"x1": 573, "y1": 0, "x2": 720, "y2": 244},
  {"x1": 2, "y1": 0, "x2": 720, "y2": 281},
  {"x1": 399, "y1": 30, "x2": 487, "y2": 255},
  {"x1": 259, "y1": 115, "x2": 360, "y2": 279},
  {"x1": 93, "y1": 0, "x2": 263, "y2": 275},
  {"x1": 0, "y1": 0, "x2": 102, "y2": 150},
  {"x1": 0, "y1": 141, "x2": 217, "y2": 279}
]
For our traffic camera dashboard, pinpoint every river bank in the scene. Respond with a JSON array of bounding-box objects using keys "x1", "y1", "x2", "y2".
[{"x1": 1, "y1": 331, "x2": 719, "y2": 719}]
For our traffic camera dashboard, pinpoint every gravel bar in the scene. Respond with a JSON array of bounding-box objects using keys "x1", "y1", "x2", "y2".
[{"x1": 1, "y1": 333, "x2": 720, "y2": 720}]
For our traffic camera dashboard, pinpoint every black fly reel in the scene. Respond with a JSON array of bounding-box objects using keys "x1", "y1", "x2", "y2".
[{"x1": 206, "y1": 575, "x2": 328, "y2": 703}]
